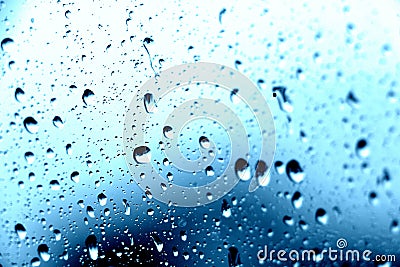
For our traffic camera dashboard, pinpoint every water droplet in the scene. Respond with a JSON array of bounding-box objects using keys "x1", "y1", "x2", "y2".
[
  {"x1": 15, "y1": 223, "x2": 27, "y2": 239},
  {"x1": 147, "y1": 208, "x2": 154, "y2": 216},
  {"x1": 82, "y1": 89, "x2": 95, "y2": 105},
  {"x1": 70, "y1": 171, "x2": 80, "y2": 183},
  {"x1": 315, "y1": 208, "x2": 328, "y2": 225},
  {"x1": 172, "y1": 246, "x2": 179, "y2": 257},
  {"x1": 255, "y1": 160, "x2": 270, "y2": 186},
  {"x1": 24, "y1": 152, "x2": 35, "y2": 164},
  {"x1": 283, "y1": 215, "x2": 294, "y2": 226},
  {"x1": 274, "y1": 161, "x2": 285, "y2": 174},
  {"x1": 299, "y1": 220, "x2": 309, "y2": 231},
  {"x1": 97, "y1": 193, "x2": 107, "y2": 206},
  {"x1": 86, "y1": 206, "x2": 95, "y2": 218},
  {"x1": 199, "y1": 136, "x2": 211, "y2": 149},
  {"x1": 163, "y1": 126, "x2": 173, "y2": 139},
  {"x1": 46, "y1": 148, "x2": 55, "y2": 158},
  {"x1": 23, "y1": 117, "x2": 39, "y2": 134},
  {"x1": 54, "y1": 229, "x2": 61, "y2": 241},
  {"x1": 235, "y1": 158, "x2": 251, "y2": 181},
  {"x1": 230, "y1": 88, "x2": 240, "y2": 104},
  {"x1": 123, "y1": 200, "x2": 131, "y2": 215},
  {"x1": 144, "y1": 93, "x2": 157, "y2": 113},
  {"x1": 85, "y1": 235, "x2": 98, "y2": 260},
  {"x1": 52, "y1": 116, "x2": 64, "y2": 128},
  {"x1": 291, "y1": 191, "x2": 303, "y2": 209},
  {"x1": 66, "y1": 144, "x2": 72, "y2": 155},
  {"x1": 133, "y1": 146, "x2": 151, "y2": 164},
  {"x1": 180, "y1": 230, "x2": 187, "y2": 241},
  {"x1": 29, "y1": 172, "x2": 36, "y2": 182},
  {"x1": 37, "y1": 244, "x2": 50, "y2": 262},
  {"x1": 206, "y1": 192, "x2": 213, "y2": 200},
  {"x1": 369, "y1": 191, "x2": 378, "y2": 206},
  {"x1": 286, "y1": 160, "x2": 305, "y2": 183},
  {"x1": 390, "y1": 220, "x2": 399, "y2": 234},
  {"x1": 104, "y1": 208, "x2": 110, "y2": 216},
  {"x1": 31, "y1": 257, "x2": 41, "y2": 267},
  {"x1": 205, "y1": 166, "x2": 215, "y2": 177},
  {"x1": 356, "y1": 138, "x2": 370, "y2": 158},
  {"x1": 1, "y1": 37, "x2": 14, "y2": 52},
  {"x1": 228, "y1": 247, "x2": 241, "y2": 267},
  {"x1": 50, "y1": 180, "x2": 60, "y2": 190},
  {"x1": 221, "y1": 199, "x2": 232, "y2": 218},
  {"x1": 163, "y1": 158, "x2": 170, "y2": 166},
  {"x1": 15, "y1": 88, "x2": 26, "y2": 102},
  {"x1": 151, "y1": 233, "x2": 163, "y2": 252}
]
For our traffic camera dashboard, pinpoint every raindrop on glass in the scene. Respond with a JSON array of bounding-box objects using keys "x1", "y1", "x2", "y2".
[
  {"x1": 23, "y1": 117, "x2": 39, "y2": 134},
  {"x1": 286, "y1": 159, "x2": 305, "y2": 183},
  {"x1": 315, "y1": 208, "x2": 328, "y2": 225},
  {"x1": 133, "y1": 146, "x2": 151, "y2": 164},
  {"x1": 144, "y1": 93, "x2": 157, "y2": 113},
  {"x1": 235, "y1": 158, "x2": 251, "y2": 181}
]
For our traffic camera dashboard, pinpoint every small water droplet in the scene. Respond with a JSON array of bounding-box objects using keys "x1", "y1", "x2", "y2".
[
  {"x1": 299, "y1": 220, "x2": 308, "y2": 230},
  {"x1": 230, "y1": 88, "x2": 240, "y2": 104},
  {"x1": 235, "y1": 158, "x2": 251, "y2": 181},
  {"x1": 163, "y1": 126, "x2": 173, "y2": 139},
  {"x1": 144, "y1": 93, "x2": 157, "y2": 113},
  {"x1": 228, "y1": 247, "x2": 241, "y2": 267},
  {"x1": 151, "y1": 233, "x2": 163, "y2": 252},
  {"x1": 54, "y1": 229, "x2": 61, "y2": 241},
  {"x1": 356, "y1": 138, "x2": 370, "y2": 158},
  {"x1": 15, "y1": 223, "x2": 27, "y2": 239},
  {"x1": 1, "y1": 37, "x2": 14, "y2": 52},
  {"x1": 66, "y1": 144, "x2": 72, "y2": 155},
  {"x1": 315, "y1": 208, "x2": 328, "y2": 225},
  {"x1": 205, "y1": 166, "x2": 215, "y2": 177},
  {"x1": 86, "y1": 206, "x2": 95, "y2": 218},
  {"x1": 46, "y1": 148, "x2": 55, "y2": 158},
  {"x1": 70, "y1": 171, "x2": 80, "y2": 183},
  {"x1": 31, "y1": 257, "x2": 41, "y2": 267},
  {"x1": 97, "y1": 193, "x2": 107, "y2": 206},
  {"x1": 24, "y1": 152, "x2": 35, "y2": 164},
  {"x1": 37, "y1": 244, "x2": 50, "y2": 262},
  {"x1": 85, "y1": 235, "x2": 98, "y2": 260},
  {"x1": 368, "y1": 191, "x2": 378, "y2": 206},
  {"x1": 52, "y1": 116, "x2": 64, "y2": 128},
  {"x1": 199, "y1": 136, "x2": 211, "y2": 149},
  {"x1": 23, "y1": 117, "x2": 39, "y2": 134},
  {"x1": 49, "y1": 180, "x2": 60, "y2": 190},
  {"x1": 390, "y1": 220, "x2": 399, "y2": 234},
  {"x1": 133, "y1": 146, "x2": 151, "y2": 164},
  {"x1": 82, "y1": 89, "x2": 95, "y2": 105},
  {"x1": 221, "y1": 199, "x2": 232, "y2": 218},
  {"x1": 147, "y1": 208, "x2": 154, "y2": 216},
  {"x1": 172, "y1": 246, "x2": 179, "y2": 257},
  {"x1": 291, "y1": 191, "x2": 303, "y2": 209},
  {"x1": 274, "y1": 161, "x2": 285, "y2": 174},
  {"x1": 255, "y1": 160, "x2": 270, "y2": 186},
  {"x1": 15, "y1": 88, "x2": 26, "y2": 102},
  {"x1": 283, "y1": 215, "x2": 294, "y2": 226},
  {"x1": 180, "y1": 230, "x2": 187, "y2": 241},
  {"x1": 286, "y1": 160, "x2": 305, "y2": 183}
]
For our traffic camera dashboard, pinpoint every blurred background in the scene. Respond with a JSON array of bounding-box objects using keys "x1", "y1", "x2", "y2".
[{"x1": 0, "y1": 0, "x2": 400, "y2": 266}]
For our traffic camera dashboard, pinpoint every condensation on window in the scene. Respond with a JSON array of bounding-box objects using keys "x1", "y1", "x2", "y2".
[{"x1": 0, "y1": 0, "x2": 400, "y2": 266}]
